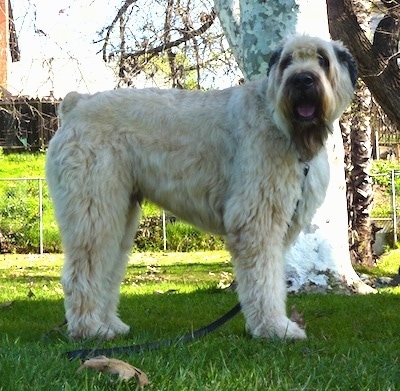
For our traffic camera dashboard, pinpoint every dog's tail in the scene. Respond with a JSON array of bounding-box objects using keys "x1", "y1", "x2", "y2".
[{"x1": 58, "y1": 91, "x2": 89, "y2": 120}]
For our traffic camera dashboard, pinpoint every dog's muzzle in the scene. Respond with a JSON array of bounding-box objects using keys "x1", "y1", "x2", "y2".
[{"x1": 289, "y1": 72, "x2": 320, "y2": 121}]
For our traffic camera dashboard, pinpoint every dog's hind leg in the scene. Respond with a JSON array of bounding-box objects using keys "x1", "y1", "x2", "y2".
[
  {"x1": 60, "y1": 192, "x2": 137, "y2": 340},
  {"x1": 101, "y1": 198, "x2": 142, "y2": 336},
  {"x1": 61, "y1": 242, "x2": 120, "y2": 340},
  {"x1": 48, "y1": 148, "x2": 139, "y2": 340}
]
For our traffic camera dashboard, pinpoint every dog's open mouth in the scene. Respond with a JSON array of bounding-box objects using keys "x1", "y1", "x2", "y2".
[{"x1": 295, "y1": 103, "x2": 316, "y2": 120}]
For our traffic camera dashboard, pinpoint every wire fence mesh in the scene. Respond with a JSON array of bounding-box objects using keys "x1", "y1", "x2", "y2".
[
  {"x1": 1, "y1": 172, "x2": 399, "y2": 254},
  {"x1": 0, "y1": 177, "x2": 225, "y2": 254},
  {"x1": 371, "y1": 170, "x2": 400, "y2": 249}
]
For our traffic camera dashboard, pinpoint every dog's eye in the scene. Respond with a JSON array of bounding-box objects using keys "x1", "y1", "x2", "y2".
[{"x1": 318, "y1": 53, "x2": 329, "y2": 69}]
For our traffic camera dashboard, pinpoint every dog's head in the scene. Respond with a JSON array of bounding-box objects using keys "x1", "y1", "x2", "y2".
[{"x1": 266, "y1": 35, "x2": 357, "y2": 160}]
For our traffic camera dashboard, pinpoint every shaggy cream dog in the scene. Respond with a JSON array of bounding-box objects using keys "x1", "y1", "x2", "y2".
[{"x1": 46, "y1": 35, "x2": 357, "y2": 340}]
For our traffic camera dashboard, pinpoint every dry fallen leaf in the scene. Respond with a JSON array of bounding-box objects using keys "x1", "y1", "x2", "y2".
[
  {"x1": 290, "y1": 305, "x2": 305, "y2": 329},
  {"x1": 77, "y1": 355, "x2": 150, "y2": 387}
]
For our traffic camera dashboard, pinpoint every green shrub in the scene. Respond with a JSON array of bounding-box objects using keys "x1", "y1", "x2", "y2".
[
  {"x1": 0, "y1": 181, "x2": 38, "y2": 252},
  {"x1": 165, "y1": 221, "x2": 225, "y2": 252},
  {"x1": 0, "y1": 152, "x2": 225, "y2": 252},
  {"x1": 371, "y1": 160, "x2": 400, "y2": 193},
  {"x1": 371, "y1": 160, "x2": 400, "y2": 220},
  {"x1": 134, "y1": 214, "x2": 225, "y2": 252},
  {"x1": 3, "y1": 154, "x2": 400, "y2": 253},
  {"x1": 135, "y1": 215, "x2": 165, "y2": 251},
  {"x1": 0, "y1": 180, "x2": 58, "y2": 253},
  {"x1": 0, "y1": 153, "x2": 225, "y2": 253}
]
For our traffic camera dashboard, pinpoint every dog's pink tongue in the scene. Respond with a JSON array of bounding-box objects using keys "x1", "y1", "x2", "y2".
[{"x1": 297, "y1": 104, "x2": 315, "y2": 118}]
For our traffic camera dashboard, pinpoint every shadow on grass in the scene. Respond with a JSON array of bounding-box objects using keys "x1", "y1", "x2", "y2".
[
  {"x1": 2, "y1": 287, "x2": 400, "y2": 348},
  {"x1": 1, "y1": 288, "x2": 243, "y2": 344},
  {"x1": 1, "y1": 288, "x2": 400, "y2": 391}
]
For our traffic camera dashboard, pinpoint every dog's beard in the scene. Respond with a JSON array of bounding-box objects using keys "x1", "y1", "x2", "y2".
[
  {"x1": 280, "y1": 79, "x2": 331, "y2": 161},
  {"x1": 289, "y1": 118, "x2": 330, "y2": 161}
]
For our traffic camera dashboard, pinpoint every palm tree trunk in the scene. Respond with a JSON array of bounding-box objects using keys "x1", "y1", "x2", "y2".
[{"x1": 344, "y1": 81, "x2": 375, "y2": 267}]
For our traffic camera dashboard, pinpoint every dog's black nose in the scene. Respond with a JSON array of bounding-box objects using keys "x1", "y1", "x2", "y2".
[{"x1": 293, "y1": 72, "x2": 314, "y2": 89}]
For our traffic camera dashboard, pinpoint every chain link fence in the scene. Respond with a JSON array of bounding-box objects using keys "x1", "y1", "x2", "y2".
[
  {"x1": 0, "y1": 177, "x2": 170, "y2": 254},
  {"x1": 0, "y1": 177, "x2": 225, "y2": 254},
  {"x1": 371, "y1": 170, "x2": 400, "y2": 253},
  {"x1": 0, "y1": 177, "x2": 47, "y2": 254},
  {"x1": 1, "y1": 172, "x2": 399, "y2": 254}
]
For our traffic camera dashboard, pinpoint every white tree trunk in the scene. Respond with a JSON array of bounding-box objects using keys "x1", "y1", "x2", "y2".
[
  {"x1": 214, "y1": 0, "x2": 298, "y2": 80},
  {"x1": 214, "y1": 0, "x2": 374, "y2": 293},
  {"x1": 286, "y1": 123, "x2": 372, "y2": 294}
]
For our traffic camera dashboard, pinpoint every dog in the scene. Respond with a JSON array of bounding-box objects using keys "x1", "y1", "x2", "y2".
[{"x1": 46, "y1": 35, "x2": 357, "y2": 340}]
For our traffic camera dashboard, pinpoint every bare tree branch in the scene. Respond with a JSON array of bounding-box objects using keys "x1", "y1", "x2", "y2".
[
  {"x1": 101, "y1": 0, "x2": 139, "y2": 62},
  {"x1": 326, "y1": 0, "x2": 400, "y2": 128},
  {"x1": 112, "y1": 9, "x2": 216, "y2": 62},
  {"x1": 98, "y1": 0, "x2": 237, "y2": 89}
]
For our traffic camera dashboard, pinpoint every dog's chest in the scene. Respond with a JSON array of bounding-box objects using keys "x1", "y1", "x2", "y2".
[
  {"x1": 286, "y1": 150, "x2": 330, "y2": 243},
  {"x1": 290, "y1": 163, "x2": 310, "y2": 220}
]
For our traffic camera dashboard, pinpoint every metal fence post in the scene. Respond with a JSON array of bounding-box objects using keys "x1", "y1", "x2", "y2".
[
  {"x1": 39, "y1": 178, "x2": 44, "y2": 254},
  {"x1": 162, "y1": 210, "x2": 167, "y2": 251},
  {"x1": 391, "y1": 169, "x2": 397, "y2": 244}
]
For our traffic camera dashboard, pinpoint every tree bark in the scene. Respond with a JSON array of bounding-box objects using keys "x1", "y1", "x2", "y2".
[
  {"x1": 326, "y1": 0, "x2": 400, "y2": 129},
  {"x1": 327, "y1": 0, "x2": 399, "y2": 266},
  {"x1": 214, "y1": 0, "x2": 298, "y2": 80},
  {"x1": 347, "y1": 82, "x2": 375, "y2": 267}
]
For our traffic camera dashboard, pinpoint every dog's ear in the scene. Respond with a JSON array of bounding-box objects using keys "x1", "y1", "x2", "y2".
[
  {"x1": 334, "y1": 45, "x2": 358, "y2": 87},
  {"x1": 267, "y1": 47, "x2": 283, "y2": 76}
]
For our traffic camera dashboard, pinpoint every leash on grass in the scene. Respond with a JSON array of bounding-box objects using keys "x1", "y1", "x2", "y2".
[{"x1": 66, "y1": 302, "x2": 241, "y2": 360}]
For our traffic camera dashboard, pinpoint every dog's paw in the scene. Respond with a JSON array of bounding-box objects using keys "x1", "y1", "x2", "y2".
[
  {"x1": 107, "y1": 317, "x2": 130, "y2": 336},
  {"x1": 68, "y1": 322, "x2": 117, "y2": 340},
  {"x1": 277, "y1": 317, "x2": 307, "y2": 340},
  {"x1": 250, "y1": 315, "x2": 307, "y2": 340},
  {"x1": 68, "y1": 315, "x2": 130, "y2": 340}
]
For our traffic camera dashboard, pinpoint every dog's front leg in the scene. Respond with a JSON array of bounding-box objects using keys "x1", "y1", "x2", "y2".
[{"x1": 226, "y1": 226, "x2": 306, "y2": 340}]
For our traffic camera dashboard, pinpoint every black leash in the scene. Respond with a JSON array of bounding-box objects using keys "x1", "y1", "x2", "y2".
[{"x1": 66, "y1": 302, "x2": 241, "y2": 360}]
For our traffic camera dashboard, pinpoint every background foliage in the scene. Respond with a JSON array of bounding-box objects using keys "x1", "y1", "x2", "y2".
[
  {"x1": 0, "y1": 151, "x2": 224, "y2": 253},
  {"x1": 1, "y1": 152, "x2": 400, "y2": 253}
]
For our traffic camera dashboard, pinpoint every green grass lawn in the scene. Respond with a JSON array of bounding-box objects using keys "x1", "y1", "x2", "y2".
[
  {"x1": 1, "y1": 251, "x2": 400, "y2": 390},
  {"x1": 0, "y1": 151, "x2": 46, "y2": 178}
]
